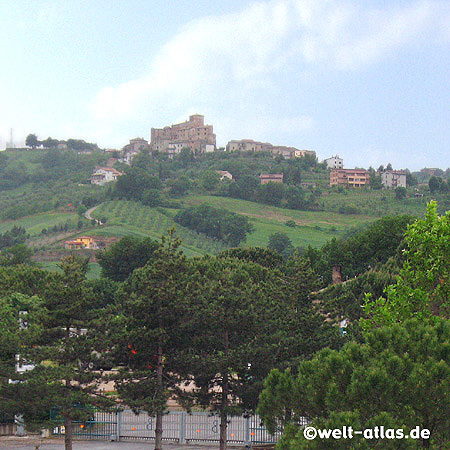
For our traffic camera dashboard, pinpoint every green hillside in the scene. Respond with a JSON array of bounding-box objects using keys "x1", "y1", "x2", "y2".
[
  {"x1": 0, "y1": 211, "x2": 79, "y2": 235},
  {"x1": 181, "y1": 195, "x2": 375, "y2": 248},
  {"x1": 90, "y1": 197, "x2": 376, "y2": 251},
  {"x1": 90, "y1": 200, "x2": 228, "y2": 257}
]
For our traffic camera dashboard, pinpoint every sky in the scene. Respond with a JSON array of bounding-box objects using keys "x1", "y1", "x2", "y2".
[{"x1": 0, "y1": 0, "x2": 449, "y2": 171}]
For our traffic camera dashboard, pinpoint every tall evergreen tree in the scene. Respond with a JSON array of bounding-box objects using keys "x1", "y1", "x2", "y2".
[
  {"x1": 21, "y1": 256, "x2": 111, "y2": 450},
  {"x1": 112, "y1": 230, "x2": 193, "y2": 450}
]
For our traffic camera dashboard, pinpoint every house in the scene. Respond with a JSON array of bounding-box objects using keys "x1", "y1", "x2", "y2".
[
  {"x1": 260, "y1": 173, "x2": 284, "y2": 185},
  {"x1": 381, "y1": 170, "x2": 407, "y2": 188},
  {"x1": 270, "y1": 146, "x2": 298, "y2": 159},
  {"x1": 215, "y1": 170, "x2": 233, "y2": 181},
  {"x1": 330, "y1": 169, "x2": 369, "y2": 187},
  {"x1": 324, "y1": 155, "x2": 344, "y2": 169},
  {"x1": 64, "y1": 236, "x2": 99, "y2": 250},
  {"x1": 90, "y1": 167, "x2": 123, "y2": 185},
  {"x1": 76, "y1": 149, "x2": 92, "y2": 155},
  {"x1": 293, "y1": 149, "x2": 316, "y2": 158},
  {"x1": 119, "y1": 149, "x2": 140, "y2": 165}
]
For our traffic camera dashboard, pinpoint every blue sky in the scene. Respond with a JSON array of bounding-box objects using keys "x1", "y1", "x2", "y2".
[{"x1": 0, "y1": 0, "x2": 449, "y2": 170}]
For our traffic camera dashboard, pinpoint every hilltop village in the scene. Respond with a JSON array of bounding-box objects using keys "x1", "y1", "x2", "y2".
[
  {"x1": 2, "y1": 112, "x2": 449, "y2": 267},
  {"x1": 89, "y1": 114, "x2": 409, "y2": 189}
]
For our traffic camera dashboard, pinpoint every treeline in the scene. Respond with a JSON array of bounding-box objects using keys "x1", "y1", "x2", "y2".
[
  {"x1": 0, "y1": 226, "x2": 27, "y2": 250},
  {"x1": 174, "y1": 203, "x2": 253, "y2": 246},
  {"x1": 126, "y1": 149, "x2": 325, "y2": 209},
  {"x1": 25, "y1": 134, "x2": 99, "y2": 151},
  {"x1": 0, "y1": 148, "x2": 107, "y2": 191},
  {"x1": 302, "y1": 215, "x2": 415, "y2": 285}
]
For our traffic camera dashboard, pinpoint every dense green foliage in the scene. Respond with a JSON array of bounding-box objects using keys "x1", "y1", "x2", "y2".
[
  {"x1": 268, "y1": 232, "x2": 294, "y2": 258},
  {"x1": 174, "y1": 203, "x2": 254, "y2": 245},
  {"x1": 258, "y1": 318, "x2": 450, "y2": 449},
  {"x1": 217, "y1": 247, "x2": 283, "y2": 268},
  {"x1": 303, "y1": 215, "x2": 414, "y2": 285},
  {"x1": 363, "y1": 201, "x2": 450, "y2": 329},
  {"x1": 0, "y1": 225, "x2": 28, "y2": 249},
  {"x1": 97, "y1": 235, "x2": 159, "y2": 281}
]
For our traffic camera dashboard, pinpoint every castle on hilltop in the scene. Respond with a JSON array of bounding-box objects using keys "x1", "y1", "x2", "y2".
[{"x1": 150, "y1": 114, "x2": 216, "y2": 157}]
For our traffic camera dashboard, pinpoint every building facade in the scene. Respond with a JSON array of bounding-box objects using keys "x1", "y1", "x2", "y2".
[
  {"x1": 64, "y1": 236, "x2": 99, "y2": 250},
  {"x1": 381, "y1": 170, "x2": 407, "y2": 188},
  {"x1": 324, "y1": 155, "x2": 344, "y2": 169},
  {"x1": 151, "y1": 114, "x2": 216, "y2": 155},
  {"x1": 91, "y1": 167, "x2": 123, "y2": 185},
  {"x1": 330, "y1": 169, "x2": 369, "y2": 187},
  {"x1": 260, "y1": 173, "x2": 284, "y2": 185},
  {"x1": 127, "y1": 137, "x2": 150, "y2": 152},
  {"x1": 226, "y1": 140, "x2": 315, "y2": 160},
  {"x1": 226, "y1": 139, "x2": 272, "y2": 152}
]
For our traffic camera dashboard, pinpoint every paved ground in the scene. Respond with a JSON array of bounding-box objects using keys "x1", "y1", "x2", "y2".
[{"x1": 0, "y1": 437, "x2": 246, "y2": 450}]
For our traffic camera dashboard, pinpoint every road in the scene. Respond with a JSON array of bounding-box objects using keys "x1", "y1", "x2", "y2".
[{"x1": 85, "y1": 205, "x2": 101, "y2": 224}]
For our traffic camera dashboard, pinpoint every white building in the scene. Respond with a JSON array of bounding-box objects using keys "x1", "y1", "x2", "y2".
[
  {"x1": 381, "y1": 170, "x2": 407, "y2": 188},
  {"x1": 91, "y1": 167, "x2": 123, "y2": 185},
  {"x1": 119, "y1": 149, "x2": 139, "y2": 165},
  {"x1": 324, "y1": 155, "x2": 344, "y2": 169}
]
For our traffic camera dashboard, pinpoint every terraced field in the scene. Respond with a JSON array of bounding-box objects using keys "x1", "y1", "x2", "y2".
[{"x1": 91, "y1": 200, "x2": 228, "y2": 257}]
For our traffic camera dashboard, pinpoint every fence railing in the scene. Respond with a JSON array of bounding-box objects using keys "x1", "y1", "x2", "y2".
[{"x1": 53, "y1": 410, "x2": 306, "y2": 444}]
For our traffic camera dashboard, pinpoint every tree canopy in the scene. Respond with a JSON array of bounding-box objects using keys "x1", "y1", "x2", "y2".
[{"x1": 258, "y1": 318, "x2": 450, "y2": 450}]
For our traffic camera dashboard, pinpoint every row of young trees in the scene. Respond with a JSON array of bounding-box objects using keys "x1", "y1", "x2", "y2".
[{"x1": 0, "y1": 230, "x2": 339, "y2": 450}]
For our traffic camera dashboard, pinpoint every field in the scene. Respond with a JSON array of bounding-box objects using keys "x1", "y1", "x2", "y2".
[
  {"x1": 89, "y1": 197, "x2": 377, "y2": 252},
  {"x1": 0, "y1": 211, "x2": 79, "y2": 236},
  {"x1": 91, "y1": 200, "x2": 228, "y2": 257},
  {"x1": 181, "y1": 195, "x2": 376, "y2": 248},
  {"x1": 38, "y1": 260, "x2": 102, "y2": 280},
  {"x1": 319, "y1": 188, "x2": 431, "y2": 217},
  {"x1": 0, "y1": 189, "x2": 436, "y2": 280}
]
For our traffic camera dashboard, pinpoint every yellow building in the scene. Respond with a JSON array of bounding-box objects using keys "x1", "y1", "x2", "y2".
[{"x1": 64, "y1": 236, "x2": 98, "y2": 250}]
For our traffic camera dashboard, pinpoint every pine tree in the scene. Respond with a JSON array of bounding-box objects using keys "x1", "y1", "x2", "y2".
[
  {"x1": 21, "y1": 256, "x2": 112, "y2": 450},
  {"x1": 112, "y1": 229, "x2": 193, "y2": 450}
]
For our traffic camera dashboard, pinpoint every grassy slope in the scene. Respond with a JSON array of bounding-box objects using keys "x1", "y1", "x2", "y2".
[
  {"x1": 91, "y1": 200, "x2": 228, "y2": 257},
  {"x1": 0, "y1": 211, "x2": 79, "y2": 235},
  {"x1": 181, "y1": 195, "x2": 375, "y2": 248},
  {"x1": 320, "y1": 189, "x2": 430, "y2": 217},
  {"x1": 38, "y1": 261, "x2": 101, "y2": 280}
]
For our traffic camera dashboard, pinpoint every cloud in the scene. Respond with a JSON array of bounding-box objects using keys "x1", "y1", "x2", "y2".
[{"x1": 89, "y1": 0, "x2": 450, "y2": 129}]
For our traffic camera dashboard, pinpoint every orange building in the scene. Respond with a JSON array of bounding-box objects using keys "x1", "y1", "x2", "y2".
[{"x1": 330, "y1": 169, "x2": 369, "y2": 187}]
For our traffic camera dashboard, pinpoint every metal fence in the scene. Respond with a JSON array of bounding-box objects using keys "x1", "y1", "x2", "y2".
[{"x1": 53, "y1": 410, "x2": 306, "y2": 444}]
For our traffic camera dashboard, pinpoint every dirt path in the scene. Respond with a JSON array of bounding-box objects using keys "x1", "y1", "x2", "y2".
[{"x1": 85, "y1": 205, "x2": 101, "y2": 223}]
